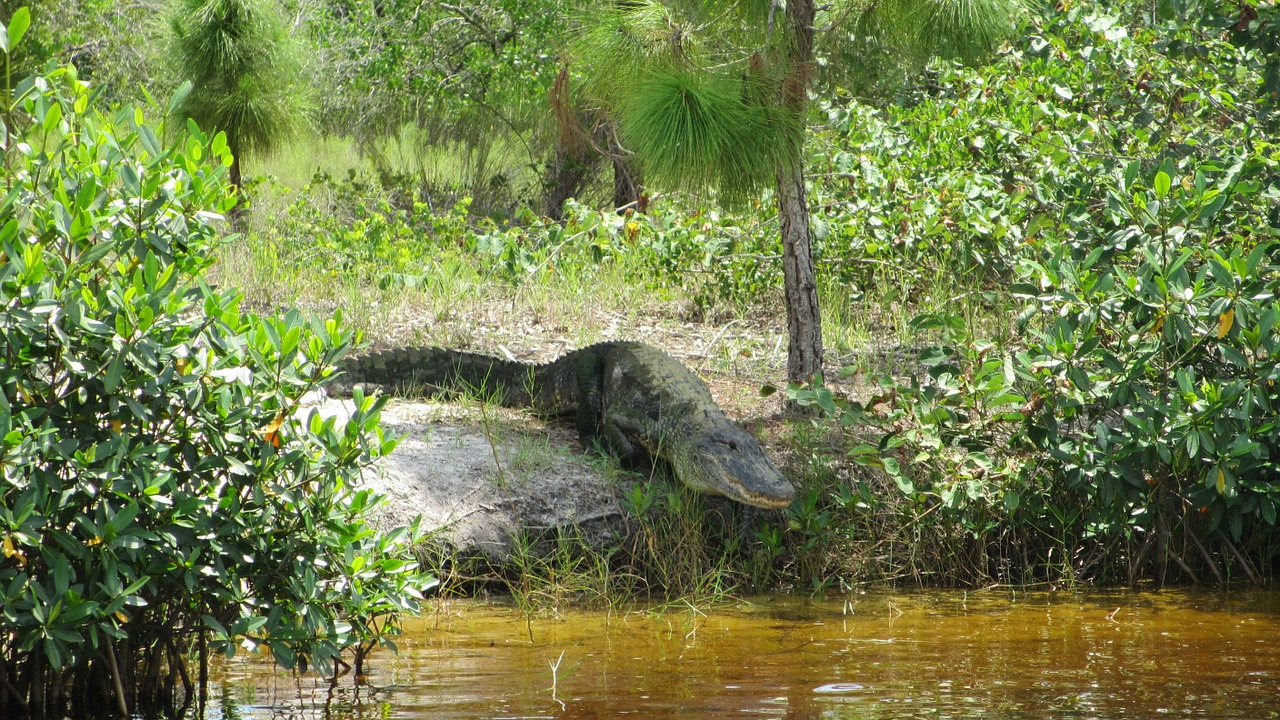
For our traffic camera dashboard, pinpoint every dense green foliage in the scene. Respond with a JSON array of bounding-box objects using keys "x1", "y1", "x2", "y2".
[
  {"x1": 1, "y1": 1, "x2": 168, "y2": 108},
  {"x1": 301, "y1": 0, "x2": 568, "y2": 213},
  {"x1": 0, "y1": 25, "x2": 432, "y2": 718},
  {"x1": 782, "y1": 1, "x2": 1280, "y2": 585},
  {"x1": 254, "y1": 0, "x2": 1280, "y2": 588}
]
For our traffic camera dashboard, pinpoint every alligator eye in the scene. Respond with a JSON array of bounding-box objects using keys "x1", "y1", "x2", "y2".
[{"x1": 726, "y1": 440, "x2": 739, "y2": 451}]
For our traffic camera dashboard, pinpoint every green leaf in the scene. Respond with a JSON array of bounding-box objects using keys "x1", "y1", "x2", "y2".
[
  {"x1": 104, "y1": 354, "x2": 124, "y2": 393},
  {"x1": 69, "y1": 240, "x2": 116, "y2": 277},
  {"x1": 169, "y1": 81, "x2": 194, "y2": 120},
  {"x1": 882, "y1": 456, "x2": 901, "y2": 476},
  {"x1": 138, "y1": 125, "x2": 162, "y2": 158},
  {"x1": 74, "y1": 175, "x2": 98, "y2": 212},
  {"x1": 1152, "y1": 171, "x2": 1172, "y2": 198},
  {"x1": 817, "y1": 388, "x2": 837, "y2": 415},
  {"x1": 43, "y1": 639, "x2": 64, "y2": 671},
  {"x1": 1207, "y1": 258, "x2": 1235, "y2": 287},
  {"x1": 120, "y1": 577, "x2": 150, "y2": 597},
  {"x1": 185, "y1": 117, "x2": 207, "y2": 145},
  {"x1": 43, "y1": 102, "x2": 63, "y2": 133},
  {"x1": 1123, "y1": 160, "x2": 1141, "y2": 189},
  {"x1": 120, "y1": 163, "x2": 141, "y2": 195},
  {"x1": 1003, "y1": 489, "x2": 1021, "y2": 512},
  {"x1": 1259, "y1": 306, "x2": 1275, "y2": 343},
  {"x1": 211, "y1": 131, "x2": 228, "y2": 157},
  {"x1": 1245, "y1": 242, "x2": 1268, "y2": 275},
  {"x1": 1, "y1": 5, "x2": 30, "y2": 52},
  {"x1": 7, "y1": 7, "x2": 30, "y2": 50}
]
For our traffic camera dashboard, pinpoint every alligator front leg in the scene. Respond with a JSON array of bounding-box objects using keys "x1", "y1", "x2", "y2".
[
  {"x1": 600, "y1": 406, "x2": 652, "y2": 462},
  {"x1": 574, "y1": 350, "x2": 605, "y2": 443}
]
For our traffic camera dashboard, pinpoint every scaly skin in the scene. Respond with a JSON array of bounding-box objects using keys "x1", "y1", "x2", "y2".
[{"x1": 335, "y1": 341, "x2": 796, "y2": 509}]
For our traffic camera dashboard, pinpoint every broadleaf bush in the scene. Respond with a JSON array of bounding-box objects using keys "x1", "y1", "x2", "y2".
[
  {"x1": 784, "y1": 0, "x2": 1280, "y2": 586},
  {"x1": 0, "y1": 39, "x2": 434, "y2": 720}
]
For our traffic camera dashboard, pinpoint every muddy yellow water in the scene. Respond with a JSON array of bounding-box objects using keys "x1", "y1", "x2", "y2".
[{"x1": 210, "y1": 590, "x2": 1280, "y2": 719}]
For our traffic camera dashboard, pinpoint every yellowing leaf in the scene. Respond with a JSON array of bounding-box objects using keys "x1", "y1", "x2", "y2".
[
  {"x1": 259, "y1": 412, "x2": 286, "y2": 448},
  {"x1": 1216, "y1": 468, "x2": 1226, "y2": 494},
  {"x1": 86, "y1": 536, "x2": 104, "y2": 547},
  {"x1": 2, "y1": 536, "x2": 25, "y2": 566},
  {"x1": 1217, "y1": 307, "x2": 1234, "y2": 338},
  {"x1": 110, "y1": 419, "x2": 123, "y2": 433},
  {"x1": 175, "y1": 357, "x2": 191, "y2": 374}
]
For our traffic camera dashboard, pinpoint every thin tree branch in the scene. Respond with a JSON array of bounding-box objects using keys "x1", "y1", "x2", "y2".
[
  {"x1": 439, "y1": 3, "x2": 508, "y2": 55},
  {"x1": 103, "y1": 638, "x2": 131, "y2": 719}
]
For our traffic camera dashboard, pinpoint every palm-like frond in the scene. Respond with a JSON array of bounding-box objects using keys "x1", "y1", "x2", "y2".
[
  {"x1": 898, "y1": 0, "x2": 1024, "y2": 63},
  {"x1": 846, "y1": 0, "x2": 1024, "y2": 68},
  {"x1": 619, "y1": 69, "x2": 795, "y2": 206},
  {"x1": 571, "y1": 1, "x2": 697, "y2": 109}
]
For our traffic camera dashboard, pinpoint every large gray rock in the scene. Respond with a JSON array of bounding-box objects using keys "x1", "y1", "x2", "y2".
[{"x1": 318, "y1": 398, "x2": 626, "y2": 562}]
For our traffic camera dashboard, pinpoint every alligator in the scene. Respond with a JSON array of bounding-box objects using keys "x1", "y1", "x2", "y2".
[{"x1": 334, "y1": 341, "x2": 796, "y2": 509}]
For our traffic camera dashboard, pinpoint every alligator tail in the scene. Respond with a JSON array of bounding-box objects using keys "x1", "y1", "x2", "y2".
[{"x1": 335, "y1": 346, "x2": 540, "y2": 408}]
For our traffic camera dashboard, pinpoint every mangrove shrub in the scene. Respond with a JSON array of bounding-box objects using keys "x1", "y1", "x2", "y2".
[
  {"x1": 784, "y1": 0, "x2": 1280, "y2": 586},
  {"x1": 0, "y1": 29, "x2": 432, "y2": 719}
]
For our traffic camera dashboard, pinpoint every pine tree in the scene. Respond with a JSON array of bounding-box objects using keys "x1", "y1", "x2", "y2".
[{"x1": 171, "y1": 0, "x2": 304, "y2": 189}]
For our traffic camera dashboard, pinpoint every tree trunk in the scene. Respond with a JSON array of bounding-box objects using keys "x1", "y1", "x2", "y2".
[
  {"x1": 778, "y1": 159, "x2": 823, "y2": 384},
  {"x1": 608, "y1": 123, "x2": 643, "y2": 213},
  {"x1": 612, "y1": 155, "x2": 642, "y2": 213},
  {"x1": 543, "y1": 146, "x2": 595, "y2": 221},
  {"x1": 226, "y1": 149, "x2": 247, "y2": 228},
  {"x1": 228, "y1": 152, "x2": 242, "y2": 190},
  {"x1": 778, "y1": 0, "x2": 824, "y2": 385}
]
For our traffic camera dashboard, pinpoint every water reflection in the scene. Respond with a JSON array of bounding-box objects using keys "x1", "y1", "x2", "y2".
[{"x1": 209, "y1": 589, "x2": 1280, "y2": 719}]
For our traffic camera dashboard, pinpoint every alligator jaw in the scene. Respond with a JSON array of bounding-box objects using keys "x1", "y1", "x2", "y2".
[
  {"x1": 715, "y1": 463, "x2": 796, "y2": 510},
  {"x1": 730, "y1": 484, "x2": 796, "y2": 510}
]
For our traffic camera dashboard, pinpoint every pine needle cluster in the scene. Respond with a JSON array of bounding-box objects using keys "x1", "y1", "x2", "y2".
[
  {"x1": 863, "y1": 0, "x2": 1024, "y2": 65},
  {"x1": 620, "y1": 70, "x2": 796, "y2": 206},
  {"x1": 569, "y1": 0, "x2": 796, "y2": 208}
]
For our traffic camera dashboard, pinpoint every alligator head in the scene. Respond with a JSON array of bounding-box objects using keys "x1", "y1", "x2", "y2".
[{"x1": 668, "y1": 421, "x2": 796, "y2": 510}]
